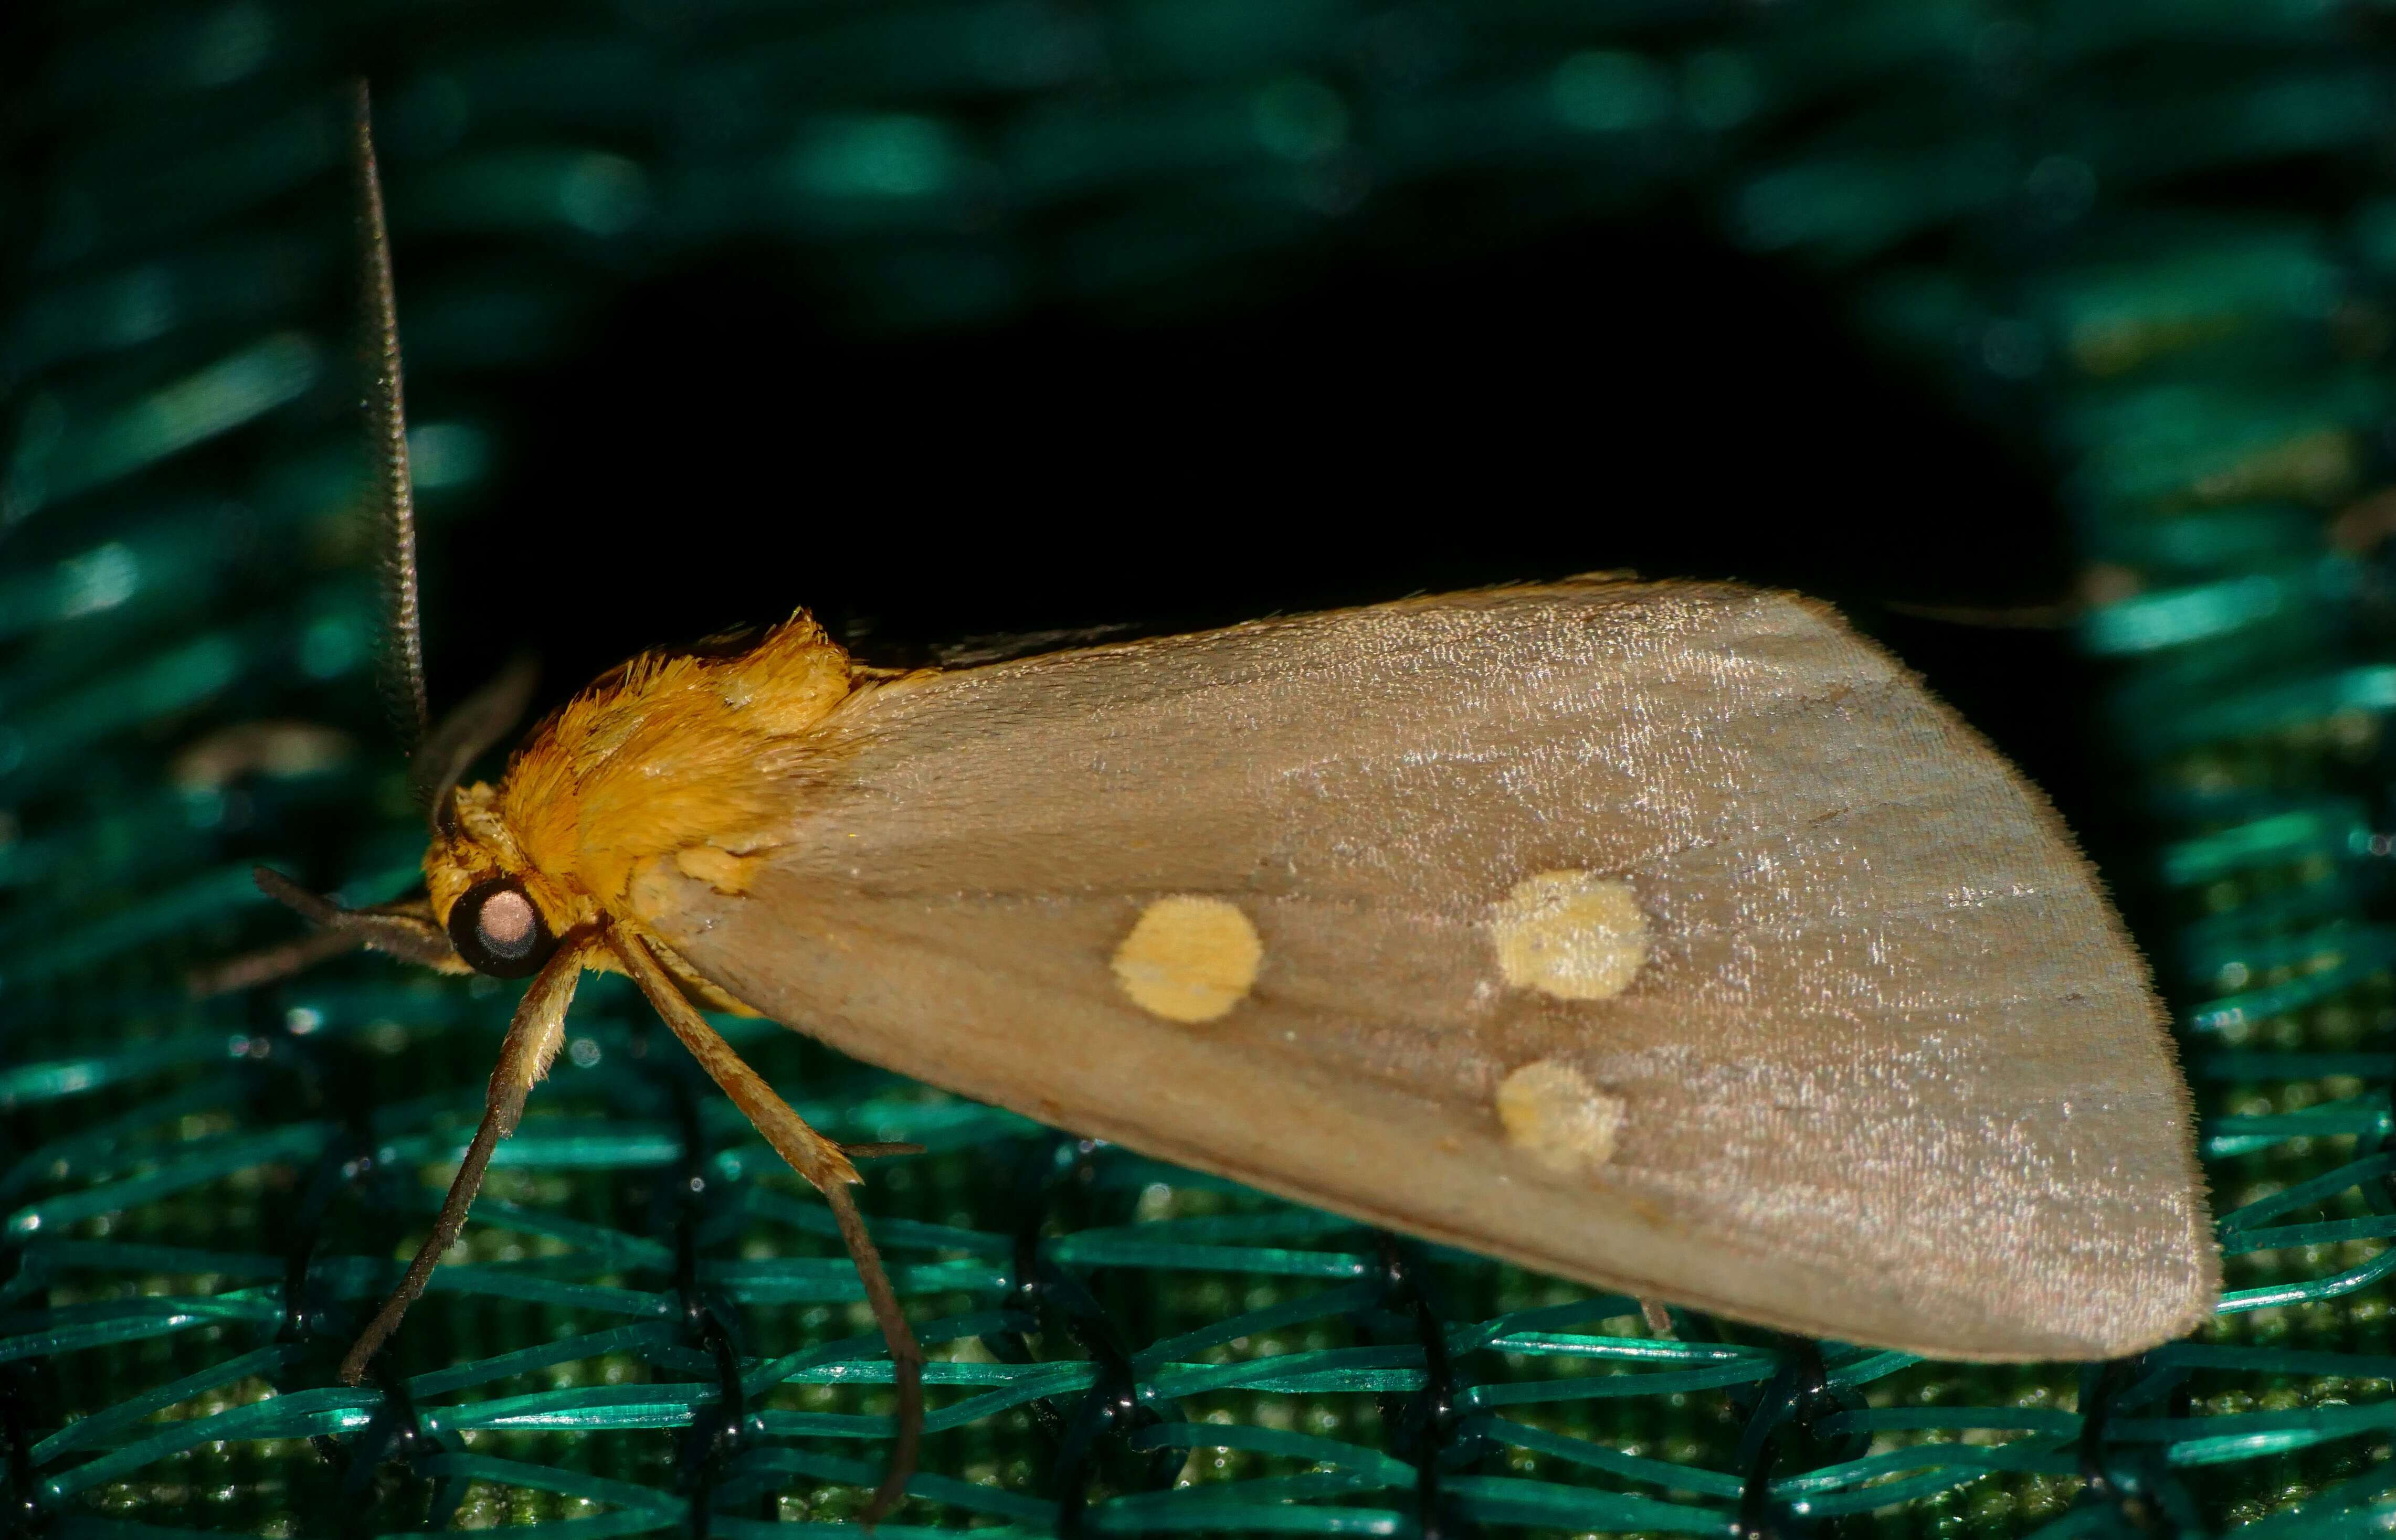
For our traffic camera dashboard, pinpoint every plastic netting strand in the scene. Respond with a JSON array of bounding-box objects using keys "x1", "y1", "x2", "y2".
[{"x1": 7, "y1": 1, "x2": 2396, "y2": 1535}]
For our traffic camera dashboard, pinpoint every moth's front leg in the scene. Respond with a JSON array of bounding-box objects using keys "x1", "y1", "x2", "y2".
[{"x1": 339, "y1": 939, "x2": 585, "y2": 1384}]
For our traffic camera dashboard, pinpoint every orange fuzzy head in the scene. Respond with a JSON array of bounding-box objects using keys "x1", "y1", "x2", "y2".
[{"x1": 421, "y1": 614, "x2": 862, "y2": 981}]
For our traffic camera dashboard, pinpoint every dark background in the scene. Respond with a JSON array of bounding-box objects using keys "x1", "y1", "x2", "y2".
[{"x1": 414, "y1": 203, "x2": 2096, "y2": 851}]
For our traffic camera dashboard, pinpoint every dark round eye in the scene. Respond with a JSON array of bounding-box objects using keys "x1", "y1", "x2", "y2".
[{"x1": 447, "y1": 878, "x2": 557, "y2": 979}]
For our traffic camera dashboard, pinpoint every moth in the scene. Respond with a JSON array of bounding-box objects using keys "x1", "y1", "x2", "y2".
[{"x1": 219, "y1": 85, "x2": 2217, "y2": 1516}]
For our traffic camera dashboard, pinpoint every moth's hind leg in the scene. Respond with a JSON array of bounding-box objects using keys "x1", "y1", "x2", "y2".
[
  {"x1": 614, "y1": 929, "x2": 925, "y2": 1525},
  {"x1": 337, "y1": 941, "x2": 584, "y2": 1384}
]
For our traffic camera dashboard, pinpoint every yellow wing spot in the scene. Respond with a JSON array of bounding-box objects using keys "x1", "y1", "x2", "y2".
[
  {"x1": 1491, "y1": 869, "x2": 1648, "y2": 1000},
  {"x1": 1112, "y1": 895, "x2": 1262, "y2": 1024},
  {"x1": 1495, "y1": 1059, "x2": 1626, "y2": 1175}
]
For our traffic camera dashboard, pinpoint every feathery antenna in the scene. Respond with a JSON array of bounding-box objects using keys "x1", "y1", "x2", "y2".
[{"x1": 351, "y1": 80, "x2": 431, "y2": 754}]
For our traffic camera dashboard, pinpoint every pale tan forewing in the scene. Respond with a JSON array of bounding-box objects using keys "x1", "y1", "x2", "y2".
[{"x1": 630, "y1": 581, "x2": 2215, "y2": 1360}]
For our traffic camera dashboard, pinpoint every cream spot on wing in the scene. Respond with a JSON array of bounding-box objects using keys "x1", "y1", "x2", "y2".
[
  {"x1": 1491, "y1": 870, "x2": 1648, "y2": 1000},
  {"x1": 1112, "y1": 896, "x2": 1262, "y2": 1024},
  {"x1": 1495, "y1": 1059, "x2": 1626, "y2": 1175}
]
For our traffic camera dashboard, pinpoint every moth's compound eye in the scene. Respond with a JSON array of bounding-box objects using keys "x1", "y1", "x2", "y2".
[{"x1": 448, "y1": 878, "x2": 557, "y2": 979}]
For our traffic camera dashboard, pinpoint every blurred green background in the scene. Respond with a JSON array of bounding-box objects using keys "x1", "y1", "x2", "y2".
[{"x1": 6, "y1": 2, "x2": 2396, "y2": 1536}]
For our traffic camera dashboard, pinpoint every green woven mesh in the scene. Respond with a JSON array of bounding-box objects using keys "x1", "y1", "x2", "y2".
[{"x1": 6, "y1": 2, "x2": 2394, "y2": 1535}]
